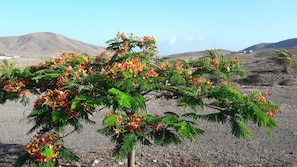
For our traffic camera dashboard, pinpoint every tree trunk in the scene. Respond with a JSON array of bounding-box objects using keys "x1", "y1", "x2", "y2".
[{"x1": 127, "y1": 149, "x2": 136, "y2": 167}]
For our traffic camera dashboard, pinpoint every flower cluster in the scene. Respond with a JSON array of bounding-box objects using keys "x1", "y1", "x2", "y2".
[
  {"x1": 206, "y1": 56, "x2": 241, "y2": 71},
  {"x1": 247, "y1": 91, "x2": 278, "y2": 118},
  {"x1": 174, "y1": 61, "x2": 184, "y2": 74},
  {"x1": 2, "y1": 79, "x2": 28, "y2": 96},
  {"x1": 207, "y1": 57, "x2": 221, "y2": 69},
  {"x1": 92, "y1": 51, "x2": 112, "y2": 64},
  {"x1": 100, "y1": 56, "x2": 159, "y2": 82},
  {"x1": 191, "y1": 77, "x2": 212, "y2": 89},
  {"x1": 113, "y1": 32, "x2": 157, "y2": 57},
  {"x1": 32, "y1": 52, "x2": 92, "y2": 87},
  {"x1": 24, "y1": 131, "x2": 62, "y2": 163},
  {"x1": 125, "y1": 114, "x2": 143, "y2": 133},
  {"x1": 104, "y1": 112, "x2": 164, "y2": 138},
  {"x1": 116, "y1": 57, "x2": 144, "y2": 76},
  {"x1": 35, "y1": 88, "x2": 70, "y2": 110},
  {"x1": 34, "y1": 88, "x2": 83, "y2": 120}
]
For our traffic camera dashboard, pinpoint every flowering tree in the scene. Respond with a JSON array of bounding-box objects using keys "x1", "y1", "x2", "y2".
[{"x1": 0, "y1": 32, "x2": 279, "y2": 167}]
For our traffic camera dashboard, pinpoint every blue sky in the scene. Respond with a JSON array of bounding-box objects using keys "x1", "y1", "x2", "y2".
[{"x1": 1, "y1": 0, "x2": 296, "y2": 56}]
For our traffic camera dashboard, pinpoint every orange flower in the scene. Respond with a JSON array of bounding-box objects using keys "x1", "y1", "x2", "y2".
[
  {"x1": 175, "y1": 61, "x2": 182, "y2": 67},
  {"x1": 148, "y1": 66, "x2": 159, "y2": 77},
  {"x1": 234, "y1": 57, "x2": 240, "y2": 62},
  {"x1": 262, "y1": 91, "x2": 268, "y2": 98},
  {"x1": 105, "y1": 111, "x2": 113, "y2": 117},
  {"x1": 221, "y1": 81, "x2": 230, "y2": 86},
  {"x1": 123, "y1": 43, "x2": 128, "y2": 52},
  {"x1": 132, "y1": 82, "x2": 139, "y2": 87},
  {"x1": 116, "y1": 115, "x2": 123, "y2": 123},
  {"x1": 213, "y1": 58, "x2": 220, "y2": 68},
  {"x1": 48, "y1": 134, "x2": 56, "y2": 141},
  {"x1": 131, "y1": 57, "x2": 139, "y2": 64},
  {"x1": 207, "y1": 79, "x2": 213, "y2": 86},
  {"x1": 113, "y1": 127, "x2": 121, "y2": 138}
]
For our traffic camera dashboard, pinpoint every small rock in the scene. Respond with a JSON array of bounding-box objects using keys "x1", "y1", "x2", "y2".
[
  {"x1": 91, "y1": 159, "x2": 99, "y2": 167},
  {"x1": 163, "y1": 161, "x2": 171, "y2": 167},
  {"x1": 153, "y1": 159, "x2": 158, "y2": 163},
  {"x1": 118, "y1": 161, "x2": 125, "y2": 165},
  {"x1": 76, "y1": 162, "x2": 81, "y2": 167}
]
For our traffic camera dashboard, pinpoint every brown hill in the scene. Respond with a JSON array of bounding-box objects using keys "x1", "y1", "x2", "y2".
[
  {"x1": 161, "y1": 49, "x2": 232, "y2": 61},
  {"x1": 244, "y1": 38, "x2": 297, "y2": 51},
  {"x1": 0, "y1": 32, "x2": 105, "y2": 58}
]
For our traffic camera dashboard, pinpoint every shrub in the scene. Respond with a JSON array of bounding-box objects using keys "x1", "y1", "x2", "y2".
[
  {"x1": 0, "y1": 32, "x2": 279, "y2": 167},
  {"x1": 268, "y1": 49, "x2": 296, "y2": 73}
]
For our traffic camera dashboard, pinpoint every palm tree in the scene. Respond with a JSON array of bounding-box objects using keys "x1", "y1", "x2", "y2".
[
  {"x1": 268, "y1": 49, "x2": 294, "y2": 73},
  {"x1": 205, "y1": 49, "x2": 220, "y2": 58},
  {"x1": 0, "y1": 58, "x2": 17, "y2": 74}
]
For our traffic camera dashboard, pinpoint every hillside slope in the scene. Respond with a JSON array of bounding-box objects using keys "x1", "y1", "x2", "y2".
[
  {"x1": 243, "y1": 38, "x2": 297, "y2": 51},
  {"x1": 0, "y1": 32, "x2": 105, "y2": 58}
]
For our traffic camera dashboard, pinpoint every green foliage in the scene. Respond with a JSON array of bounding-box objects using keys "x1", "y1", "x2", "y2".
[
  {"x1": 40, "y1": 147, "x2": 55, "y2": 157},
  {"x1": 13, "y1": 154, "x2": 31, "y2": 167},
  {"x1": 0, "y1": 58, "x2": 17, "y2": 74},
  {"x1": 58, "y1": 147, "x2": 80, "y2": 162},
  {"x1": 109, "y1": 88, "x2": 131, "y2": 109},
  {"x1": 170, "y1": 72, "x2": 186, "y2": 85},
  {"x1": 103, "y1": 115, "x2": 117, "y2": 126},
  {"x1": 268, "y1": 49, "x2": 296, "y2": 73},
  {"x1": 205, "y1": 49, "x2": 220, "y2": 58},
  {"x1": 113, "y1": 133, "x2": 138, "y2": 159}
]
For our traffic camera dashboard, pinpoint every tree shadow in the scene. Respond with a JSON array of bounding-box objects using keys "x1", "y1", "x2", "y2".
[{"x1": 0, "y1": 143, "x2": 24, "y2": 167}]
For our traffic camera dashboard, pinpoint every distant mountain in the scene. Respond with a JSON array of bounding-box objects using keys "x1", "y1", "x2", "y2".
[
  {"x1": 162, "y1": 49, "x2": 232, "y2": 61},
  {"x1": 243, "y1": 38, "x2": 297, "y2": 51},
  {"x1": 0, "y1": 32, "x2": 105, "y2": 58}
]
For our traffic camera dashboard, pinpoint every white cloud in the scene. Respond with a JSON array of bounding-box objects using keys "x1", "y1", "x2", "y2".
[
  {"x1": 167, "y1": 37, "x2": 177, "y2": 45},
  {"x1": 165, "y1": 35, "x2": 202, "y2": 46},
  {"x1": 158, "y1": 35, "x2": 207, "y2": 55}
]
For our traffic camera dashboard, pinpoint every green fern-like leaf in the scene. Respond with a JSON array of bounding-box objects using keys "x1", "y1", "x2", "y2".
[
  {"x1": 40, "y1": 146, "x2": 55, "y2": 158},
  {"x1": 52, "y1": 109, "x2": 68, "y2": 124},
  {"x1": 173, "y1": 121, "x2": 203, "y2": 141},
  {"x1": 170, "y1": 72, "x2": 185, "y2": 85},
  {"x1": 154, "y1": 129, "x2": 182, "y2": 146},
  {"x1": 231, "y1": 116, "x2": 252, "y2": 139},
  {"x1": 109, "y1": 88, "x2": 131, "y2": 108},
  {"x1": 58, "y1": 147, "x2": 80, "y2": 162},
  {"x1": 71, "y1": 95, "x2": 87, "y2": 110},
  {"x1": 103, "y1": 115, "x2": 117, "y2": 126},
  {"x1": 97, "y1": 127, "x2": 113, "y2": 136},
  {"x1": 113, "y1": 133, "x2": 138, "y2": 159},
  {"x1": 161, "y1": 115, "x2": 179, "y2": 124},
  {"x1": 130, "y1": 93, "x2": 146, "y2": 111},
  {"x1": 37, "y1": 161, "x2": 55, "y2": 167},
  {"x1": 32, "y1": 69, "x2": 61, "y2": 83},
  {"x1": 13, "y1": 153, "x2": 30, "y2": 167},
  {"x1": 183, "y1": 112, "x2": 228, "y2": 123}
]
